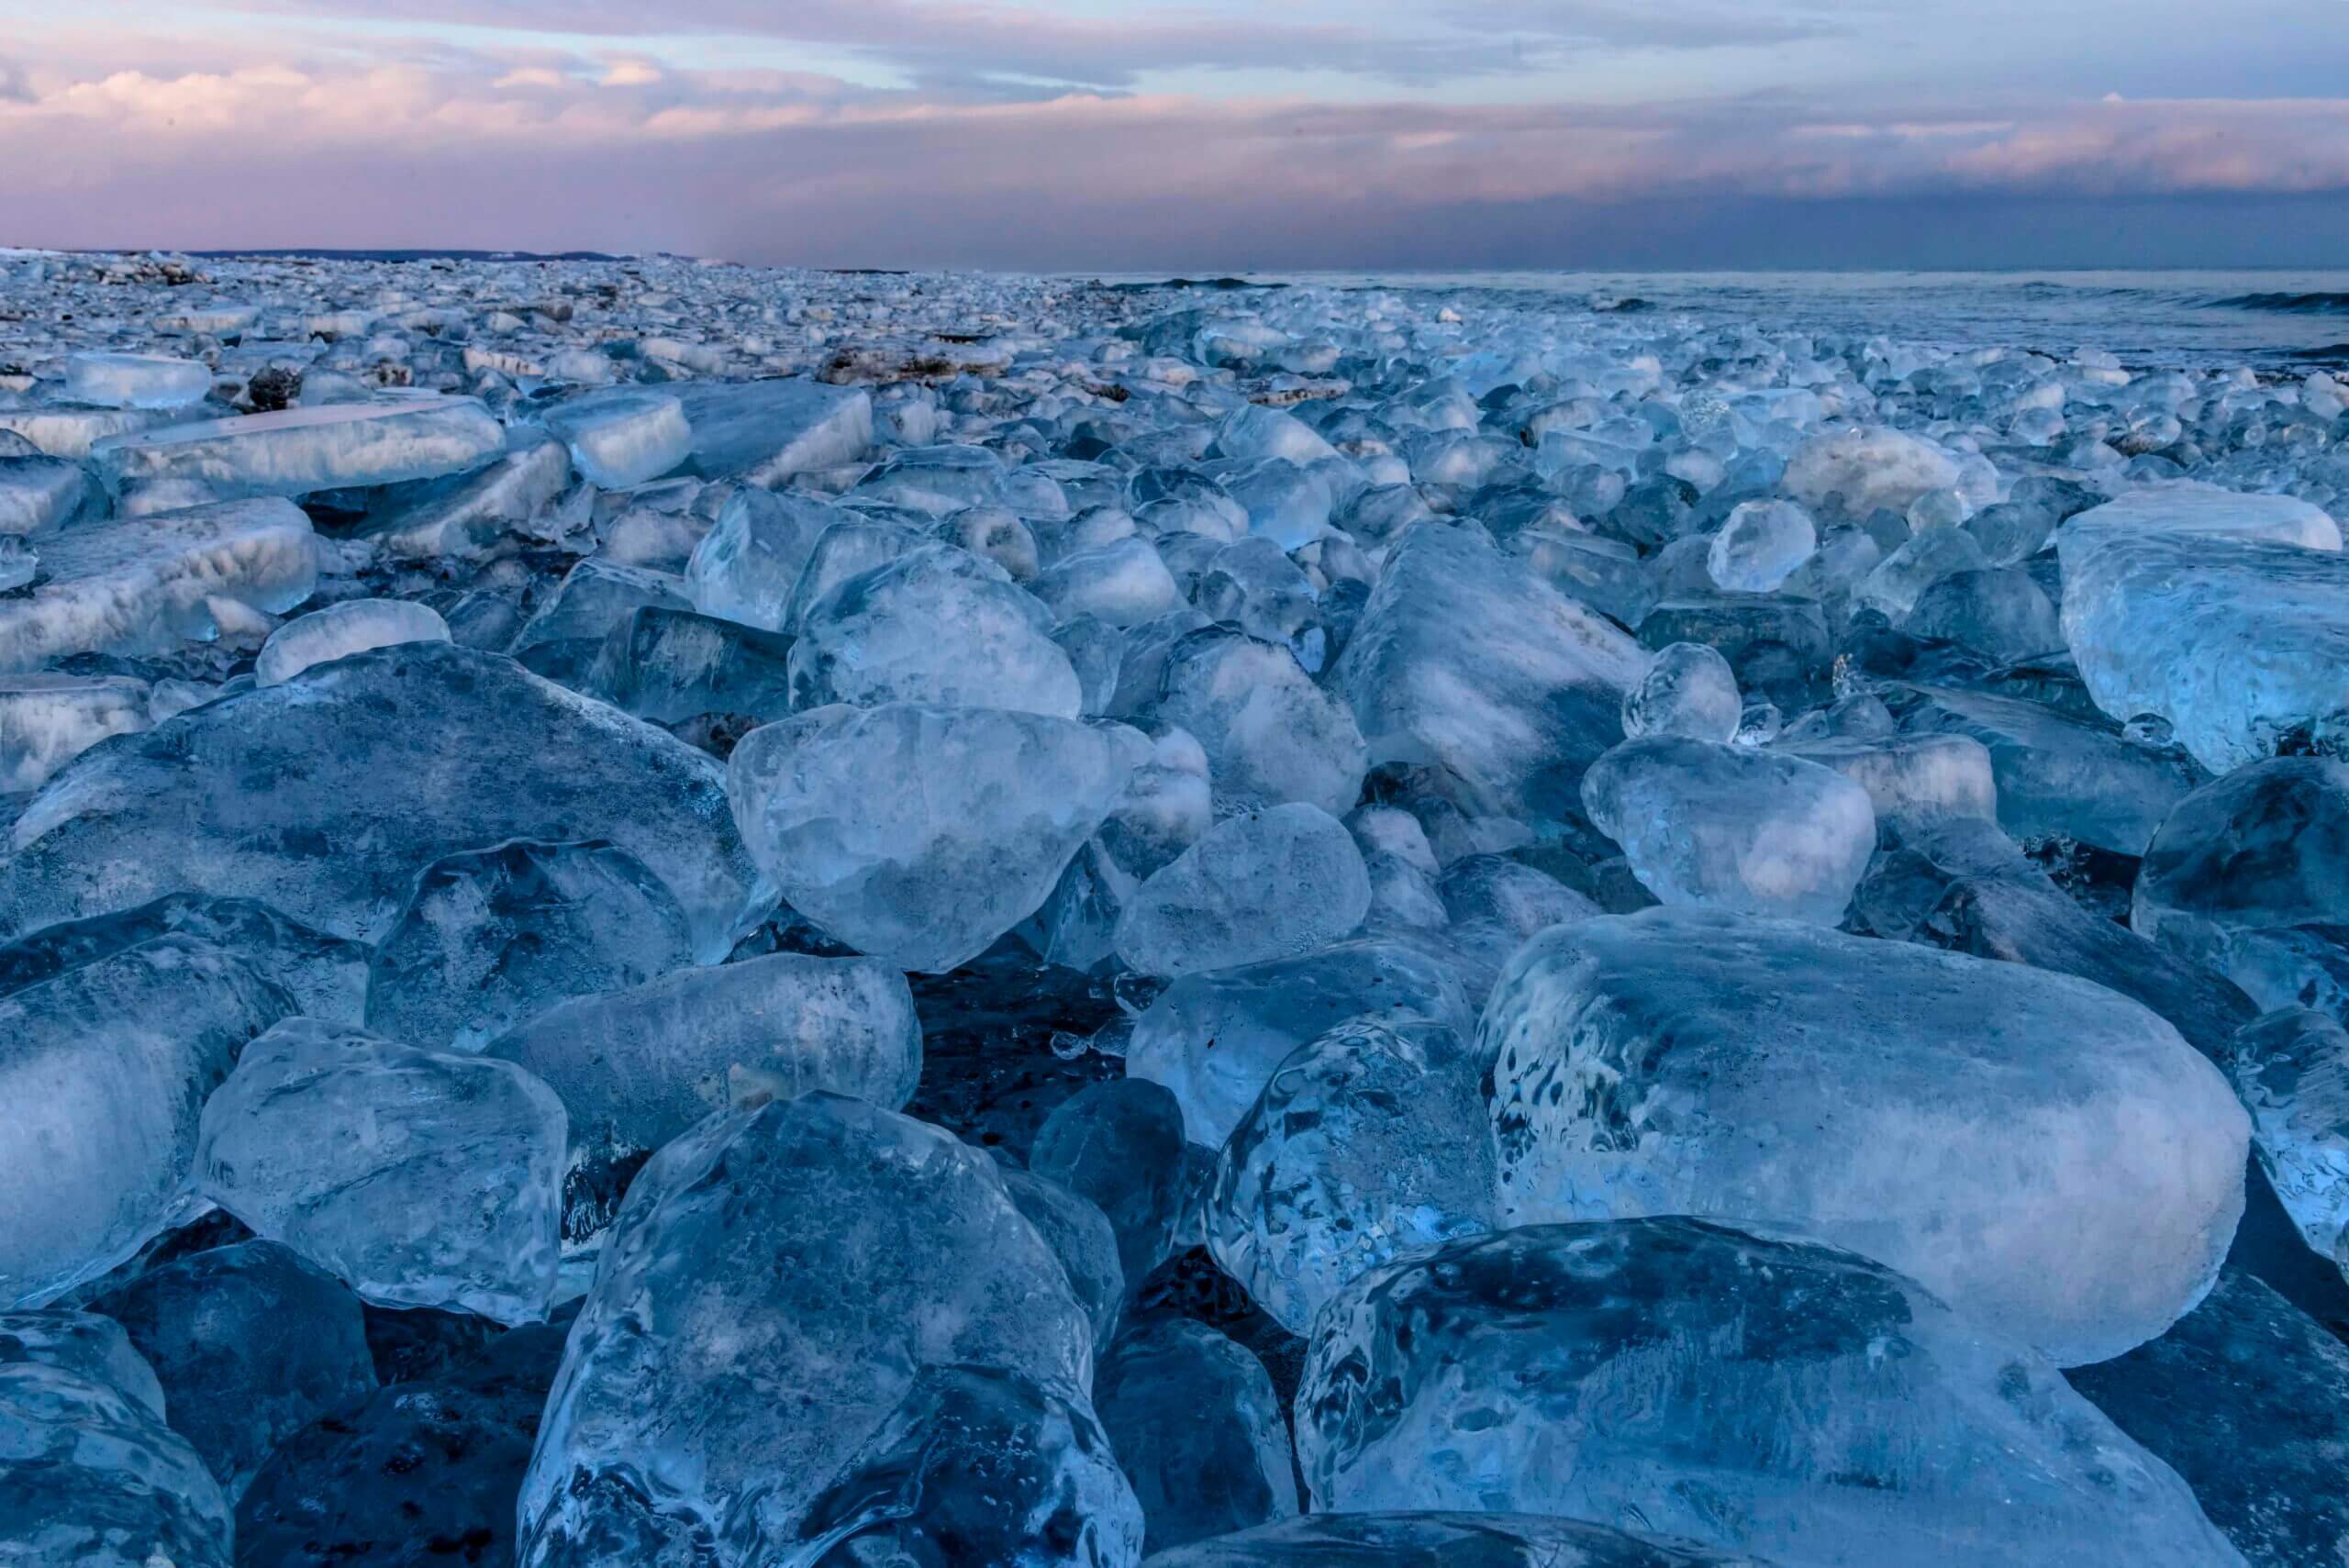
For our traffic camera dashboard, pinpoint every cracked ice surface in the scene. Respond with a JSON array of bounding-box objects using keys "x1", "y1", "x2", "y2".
[{"x1": 0, "y1": 245, "x2": 2340, "y2": 1565}]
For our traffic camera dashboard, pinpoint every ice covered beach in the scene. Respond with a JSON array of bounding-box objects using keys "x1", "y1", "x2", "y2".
[{"x1": 4, "y1": 248, "x2": 2349, "y2": 1566}]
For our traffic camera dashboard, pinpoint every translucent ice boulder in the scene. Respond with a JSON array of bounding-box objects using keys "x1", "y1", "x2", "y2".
[
  {"x1": 1296, "y1": 1218, "x2": 2243, "y2": 1566},
  {"x1": 729, "y1": 702, "x2": 1149, "y2": 971},
  {"x1": 1480, "y1": 909, "x2": 2248, "y2": 1363},
  {"x1": 1705, "y1": 498, "x2": 1815, "y2": 592},
  {"x1": 64, "y1": 350, "x2": 213, "y2": 410},
  {"x1": 93, "y1": 395, "x2": 504, "y2": 502},
  {"x1": 1784, "y1": 425, "x2": 1962, "y2": 518},
  {"x1": 671, "y1": 377, "x2": 872, "y2": 484},
  {"x1": 1154, "y1": 628, "x2": 1367, "y2": 818},
  {"x1": 364, "y1": 838, "x2": 695, "y2": 1052},
  {"x1": 0, "y1": 496, "x2": 316, "y2": 670},
  {"x1": 197, "y1": 1018, "x2": 567, "y2": 1324},
  {"x1": 1619, "y1": 641, "x2": 1740, "y2": 743},
  {"x1": 1114, "y1": 803, "x2": 1371, "y2": 978},
  {"x1": 540, "y1": 388, "x2": 691, "y2": 489},
  {"x1": 1581, "y1": 736, "x2": 1876, "y2": 925},
  {"x1": 0, "y1": 937, "x2": 289, "y2": 1307},
  {"x1": 1030, "y1": 1078, "x2": 1202, "y2": 1290},
  {"x1": 1094, "y1": 1317, "x2": 1297, "y2": 1552},
  {"x1": 2224, "y1": 1008, "x2": 2349, "y2": 1275},
  {"x1": 2058, "y1": 486, "x2": 2349, "y2": 773},
  {"x1": 254, "y1": 596, "x2": 450, "y2": 685},
  {"x1": 0, "y1": 642, "x2": 770, "y2": 962},
  {"x1": 516, "y1": 1094, "x2": 1097, "y2": 1566},
  {"x1": 0, "y1": 891, "x2": 367, "y2": 1022}
]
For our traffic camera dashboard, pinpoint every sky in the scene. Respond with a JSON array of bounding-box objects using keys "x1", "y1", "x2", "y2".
[{"x1": 3, "y1": 0, "x2": 2347, "y2": 269}]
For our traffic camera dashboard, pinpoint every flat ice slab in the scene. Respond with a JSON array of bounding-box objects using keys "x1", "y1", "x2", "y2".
[
  {"x1": 674, "y1": 378, "x2": 874, "y2": 484},
  {"x1": 92, "y1": 395, "x2": 505, "y2": 501},
  {"x1": 0, "y1": 496, "x2": 317, "y2": 670}
]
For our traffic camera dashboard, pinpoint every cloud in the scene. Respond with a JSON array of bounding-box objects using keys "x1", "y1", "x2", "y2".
[{"x1": 0, "y1": 42, "x2": 2343, "y2": 266}]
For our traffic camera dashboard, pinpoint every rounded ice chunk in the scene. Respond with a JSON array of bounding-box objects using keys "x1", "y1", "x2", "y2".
[
  {"x1": 728, "y1": 702, "x2": 1149, "y2": 972},
  {"x1": 1580, "y1": 736, "x2": 1876, "y2": 926},
  {"x1": 516, "y1": 1094, "x2": 1095, "y2": 1565},
  {"x1": 1095, "y1": 1317, "x2": 1297, "y2": 1553},
  {"x1": 1296, "y1": 1218, "x2": 2243, "y2": 1565},
  {"x1": 0, "y1": 937, "x2": 289, "y2": 1308},
  {"x1": 1480, "y1": 908, "x2": 2249, "y2": 1363},
  {"x1": 540, "y1": 388, "x2": 691, "y2": 489},
  {"x1": 1620, "y1": 642, "x2": 1740, "y2": 742},
  {"x1": 1705, "y1": 498, "x2": 1815, "y2": 592},
  {"x1": 254, "y1": 596, "x2": 451, "y2": 686},
  {"x1": 197, "y1": 1018, "x2": 568, "y2": 1324},
  {"x1": 1114, "y1": 803, "x2": 1371, "y2": 978},
  {"x1": 1784, "y1": 425, "x2": 1962, "y2": 518},
  {"x1": 1155, "y1": 628, "x2": 1367, "y2": 818},
  {"x1": 1206, "y1": 1018, "x2": 1496, "y2": 1334}
]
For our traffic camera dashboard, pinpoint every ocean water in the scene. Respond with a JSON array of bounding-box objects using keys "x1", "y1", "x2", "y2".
[{"x1": 1112, "y1": 270, "x2": 2349, "y2": 372}]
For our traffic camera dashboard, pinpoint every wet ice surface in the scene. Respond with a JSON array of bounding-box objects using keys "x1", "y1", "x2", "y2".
[{"x1": 4, "y1": 247, "x2": 2349, "y2": 1565}]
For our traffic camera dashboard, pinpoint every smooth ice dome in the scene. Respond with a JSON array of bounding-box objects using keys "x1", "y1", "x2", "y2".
[
  {"x1": 1479, "y1": 908, "x2": 2248, "y2": 1363},
  {"x1": 0, "y1": 937, "x2": 289, "y2": 1308},
  {"x1": 94, "y1": 395, "x2": 504, "y2": 502},
  {"x1": 517, "y1": 1094, "x2": 1097, "y2": 1566},
  {"x1": 64, "y1": 351, "x2": 214, "y2": 410},
  {"x1": 197, "y1": 1018, "x2": 567, "y2": 1324},
  {"x1": 0, "y1": 496, "x2": 317, "y2": 670},
  {"x1": 1620, "y1": 641, "x2": 1741, "y2": 742},
  {"x1": 2060, "y1": 486, "x2": 2349, "y2": 773},
  {"x1": 1581, "y1": 735, "x2": 1876, "y2": 925},
  {"x1": 1113, "y1": 803, "x2": 1371, "y2": 977},
  {"x1": 1297, "y1": 1218, "x2": 2243, "y2": 1567},
  {"x1": 254, "y1": 596, "x2": 451, "y2": 685},
  {"x1": 729, "y1": 701, "x2": 1149, "y2": 971},
  {"x1": 0, "y1": 641, "x2": 768, "y2": 962},
  {"x1": 1706, "y1": 498, "x2": 1816, "y2": 591}
]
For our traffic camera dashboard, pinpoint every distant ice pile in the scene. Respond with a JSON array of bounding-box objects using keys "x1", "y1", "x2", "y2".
[{"x1": 5, "y1": 244, "x2": 2348, "y2": 1565}]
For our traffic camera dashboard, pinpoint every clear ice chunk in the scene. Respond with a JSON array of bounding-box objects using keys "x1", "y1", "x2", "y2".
[
  {"x1": 0, "y1": 936, "x2": 289, "y2": 1307},
  {"x1": 1154, "y1": 628, "x2": 1367, "y2": 818},
  {"x1": 254, "y1": 596, "x2": 450, "y2": 685},
  {"x1": 1296, "y1": 1218, "x2": 2242, "y2": 1566},
  {"x1": 0, "y1": 673, "x2": 152, "y2": 793},
  {"x1": 728, "y1": 702, "x2": 1149, "y2": 971},
  {"x1": 1094, "y1": 1316, "x2": 1297, "y2": 1552},
  {"x1": 671, "y1": 378, "x2": 873, "y2": 484},
  {"x1": 516, "y1": 1094, "x2": 1096, "y2": 1565},
  {"x1": 0, "y1": 891, "x2": 367, "y2": 1022},
  {"x1": 63, "y1": 351, "x2": 214, "y2": 410},
  {"x1": 2225, "y1": 1008, "x2": 2349, "y2": 1273},
  {"x1": 0, "y1": 642, "x2": 770, "y2": 962},
  {"x1": 1114, "y1": 803, "x2": 1371, "y2": 978},
  {"x1": 93, "y1": 395, "x2": 505, "y2": 502},
  {"x1": 197, "y1": 1019, "x2": 568, "y2": 1324},
  {"x1": 583, "y1": 605, "x2": 796, "y2": 725},
  {"x1": 365, "y1": 837, "x2": 696, "y2": 1052},
  {"x1": 1620, "y1": 641, "x2": 1740, "y2": 743},
  {"x1": 539, "y1": 388, "x2": 691, "y2": 489},
  {"x1": 1030, "y1": 1078, "x2": 1203, "y2": 1290},
  {"x1": 1481, "y1": 908, "x2": 2248, "y2": 1363}
]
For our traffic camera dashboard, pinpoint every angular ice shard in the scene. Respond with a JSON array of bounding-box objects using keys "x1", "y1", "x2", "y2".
[
  {"x1": 0, "y1": 642, "x2": 769, "y2": 962},
  {"x1": 1620, "y1": 641, "x2": 1740, "y2": 742},
  {"x1": 2225, "y1": 1008, "x2": 2349, "y2": 1273},
  {"x1": 1142, "y1": 1512, "x2": 1769, "y2": 1567},
  {"x1": 783, "y1": 1362, "x2": 1143, "y2": 1568},
  {"x1": 0, "y1": 496, "x2": 316, "y2": 670},
  {"x1": 516, "y1": 1095, "x2": 1095, "y2": 1566},
  {"x1": 1095, "y1": 1317, "x2": 1297, "y2": 1552},
  {"x1": 485, "y1": 953, "x2": 921, "y2": 1231},
  {"x1": 1705, "y1": 498, "x2": 1814, "y2": 592},
  {"x1": 1784, "y1": 425, "x2": 1961, "y2": 517},
  {"x1": 0, "y1": 892, "x2": 367, "y2": 1021},
  {"x1": 583, "y1": 606, "x2": 796, "y2": 725},
  {"x1": 93, "y1": 395, "x2": 504, "y2": 502},
  {"x1": 729, "y1": 702, "x2": 1148, "y2": 971},
  {"x1": 0, "y1": 1318, "x2": 232, "y2": 1568},
  {"x1": 685, "y1": 488, "x2": 845, "y2": 631},
  {"x1": 1580, "y1": 737, "x2": 1876, "y2": 925},
  {"x1": 2069, "y1": 1269, "x2": 2349, "y2": 1568},
  {"x1": 1297, "y1": 1218, "x2": 2242, "y2": 1567},
  {"x1": 234, "y1": 1318, "x2": 564, "y2": 1568},
  {"x1": 254, "y1": 597, "x2": 449, "y2": 685},
  {"x1": 196, "y1": 1019, "x2": 568, "y2": 1324},
  {"x1": 2058, "y1": 486, "x2": 2349, "y2": 773},
  {"x1": 1154, "y1": 628, "x2": 1367, "y2": 818},
  {"x1": 1333, "y1": 523, "x2": 1645, "y2": 823},
  {"x1": 366, "y1": 838, "x2": 695, "y2": 1051},
  {"x1": 64, "y1": 351, "x2": 213, "y2": 410},
  {"x1": 787, "y1": 541, "x2": 1084, "y2": 717},
  {"x1": 1030, "y1": 1078, "x2": 1201, "y2": 1289},
  {"x1": 509, "y1": 557, "x2": 691, "y2": 684},
  {"x1": 1115, "y1": 804, "x2": 1370, "y2": 978},
  {"x1": 1480, "y1": 909, "x2": 2248, "y2": 1363},
  {"x1": 1207, "y1": 1019, "x2": 1495, "y2": 1334},
  {"x1": 1128, "y1": 936, "x2": 1477, "y2": 1148},
  {"x1": 0, "y1": 673, "x2": 152, "y2": 793},
  {"x1": 0, "y1": 937, "x2": 288, "y2": 1307},
  {"x1": 90, "y1": 1240, "x2": 376, "y2": 1503},
  {"x1": 671, "y1": 377, "x2": 873, "y2": 484},
  {"x1": 2134, "y1": 759, "x2": 2349, "y2": 1018},
  {"x1": 348, "y1": 428, "x2": 573, "y2": 562},
  {"x1": 1003, "y1": 1168, "x2": 1127, "y2": 1350},
  {"x1": 541, "y1": 388, "x2": 691, "y2": 489},
  {"x1": 1889, "y1": 683, "x2": 2199, "y2": 855}
]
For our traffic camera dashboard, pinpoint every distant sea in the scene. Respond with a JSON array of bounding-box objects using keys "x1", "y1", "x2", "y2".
[{"x1": 1101, "y1": 270, "x2": 2349, "y2": 372}]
